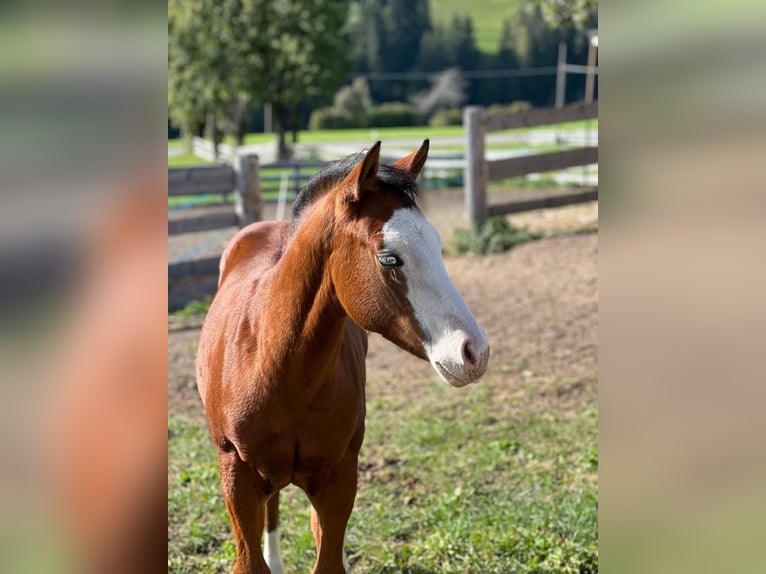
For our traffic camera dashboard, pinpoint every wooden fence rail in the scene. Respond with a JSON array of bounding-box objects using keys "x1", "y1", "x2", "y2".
[
  {"x1": 484, "y1": 102, "x2": 598, "y2": 132},
  {"x1": 168, "y1": 256, "x2": 220, "y2": 282},
  {"x1": 168, "y1": 154, "x2": 260, "y2": 309},
  {"x1": 167, "y1": 157, "x2": 339, "y2": 308},
  {"x1": 168, "y1": 165, "x2": 235, "y2": 196},
  {"x1": 168, "y1": 212, "x2": 239, "y2": 236},
  {"x1": 464, "y1": 102, "x2": 598, "y2": 227}
]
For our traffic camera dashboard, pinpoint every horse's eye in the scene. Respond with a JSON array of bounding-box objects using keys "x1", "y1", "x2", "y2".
[{"x1": 376, "y1": 253, "x2": 403, "y2": 268}]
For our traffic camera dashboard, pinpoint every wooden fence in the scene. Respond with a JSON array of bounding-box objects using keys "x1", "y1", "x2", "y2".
[
  {"x1": 169, "y1": 109, "x2": 598, "y2": 308},
  {"x1": 259, "y1": 160, "x2": 325, "y2": 199},
  {"x1": 168, "y1": 156, "x2": 340, "y2": 308},
  {"x1": 168, "y1": 155, "x2": 260, "y2": 228},
  {"x1": 464, "y1": 102, "x2": 598, "y2": 227},
  {"x1": 168, "y1": 155, "x2": 260, "y2": 309}
]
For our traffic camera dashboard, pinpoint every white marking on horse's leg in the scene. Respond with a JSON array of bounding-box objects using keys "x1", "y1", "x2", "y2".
[{"x1": 263, "y1": 528, "x2": 284, "y2": 574}]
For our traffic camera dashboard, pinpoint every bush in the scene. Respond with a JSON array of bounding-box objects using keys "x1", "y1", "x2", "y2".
[
  {"x1": 365, "y1": 102, "x2": 419, "y2": 128},
  {"x1": 428, "y1": 108, "x2": 463, "y2": 127},
  {"x1": 171, "y1": 298, "x2": 212, "y2": 317},
  {"x1": 449, "y1": 217, "x2": 541, "y2": 255},
  {"x1": 309, "y1": 102, "x2": 420, "y2": 130},
  {"x1": 333, "y1": 78, "x2": 372, "y2": 125},
  {"x1": 486, "y1": 100, "x2": 533, "y2": 118},
  {"x1": 308, "y1": 107, "x2": 356, "y2": 130}
]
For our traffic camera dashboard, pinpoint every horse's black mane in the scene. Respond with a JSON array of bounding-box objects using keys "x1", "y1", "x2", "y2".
[{"x1": 291, "y1": 152, "x2": 419, "y2": 231}]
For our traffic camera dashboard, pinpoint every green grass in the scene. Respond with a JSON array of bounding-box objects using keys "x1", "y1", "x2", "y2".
[
  {"x1": 170, "y1": 299, "x2": 213, "y2": 317},
  {"x1": 242, "y1": 120, "x2": 595, "y2": 145},
  {"x1": 490, "y1": 174, "x2": 565, "y2": 190},
  {"x1": 169, "y1": 153, "x2": 214, "y2": 168},
  {"x1": 433, "y1": 141, "x2": 570, "y2": 154},
  {"x1": 168, "y1": 194, "x2": 231, "y2": 209},
  {"x1": 169, "y1": 378, "x2": 597, "y2": 573},
  {"x1": 429, "y1": 0, "x2": 524, "y2": 54},
  {"x1": 449, "y1": 217, "x2": 543, "y2": 255},
  {"x1": 170, "y1": 120, "x2": 597, "y2": 155},
  {"x1": 239, "y1": 125, "x2": 465, "y2": 146},
  {"x1": 167, "y1": 119, "x2": 597, "y2": 178}
]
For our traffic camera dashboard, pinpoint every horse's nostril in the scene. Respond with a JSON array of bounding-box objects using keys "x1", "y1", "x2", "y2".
[{"x1": 462, "y1": 340, "x2": 478, "y2": 368}]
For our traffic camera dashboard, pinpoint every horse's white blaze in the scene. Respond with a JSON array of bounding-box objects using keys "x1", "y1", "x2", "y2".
[
  {"x1": 382, "y1": 209, "x2": 489, "y2": 386},
  {"x1": 263, "y1": 528, "x2": 284, "y2": 574}
]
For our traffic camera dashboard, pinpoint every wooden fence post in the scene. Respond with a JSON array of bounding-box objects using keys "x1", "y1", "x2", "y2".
[
  {"x1": 464, "y1": 106, "x2": 487, "y2": 227},
  {"x1": 234, "y1": 154, "x2": 261, "y2": 226}
]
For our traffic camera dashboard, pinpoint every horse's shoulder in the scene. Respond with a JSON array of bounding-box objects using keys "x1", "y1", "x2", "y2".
[{"x1": 219, "y1": 220, "x2": 291, "y2": 288}]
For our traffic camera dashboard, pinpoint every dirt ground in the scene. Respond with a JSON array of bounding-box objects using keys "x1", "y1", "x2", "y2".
[{"x1": 168, "y1": 193, "x2": 598, "y2": 424}]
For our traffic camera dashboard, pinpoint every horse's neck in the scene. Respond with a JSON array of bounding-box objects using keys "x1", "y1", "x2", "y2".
[{"x1": 256, "y1": 209, "x2": 346, "y2": 391}]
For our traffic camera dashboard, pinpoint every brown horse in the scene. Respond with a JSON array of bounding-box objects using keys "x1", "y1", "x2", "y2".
[{"x1": 196, "y1": 141, "x2": 489, "y2": 574}]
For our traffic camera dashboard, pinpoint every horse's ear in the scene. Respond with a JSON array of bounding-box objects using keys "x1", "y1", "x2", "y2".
[
  {"x1": 342, "y1": 141, "x2": 381, "y2": 204},
  {"x1": 392, "y1": 139, "x2": 429, "y2": 178}
]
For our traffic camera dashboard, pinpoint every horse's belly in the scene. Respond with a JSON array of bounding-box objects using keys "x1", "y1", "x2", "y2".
[
  {"x1": 241, "y1": 434, "x2": 358, "y2": 497},
  {"x1": 237, "y1": 398, "x2": 362, "y2": 488}
]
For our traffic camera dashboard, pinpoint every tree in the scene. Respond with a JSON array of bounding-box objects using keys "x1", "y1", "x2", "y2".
[
  {"x1": 168, "y1": 0, "x2": 242, "y2": 158},
  {"x1": 446, "y1": 14, "x2": 482, "y2": 103},
  {"x1": 411, "y1": 68, "x2": 467, "y2": 117},
  {"x1": 417, "y1": 24, "x2": 452, "y2": 72},
  {"x1": 352, "y1": 0, "x2": 430, "y2": 73},
  {"x1": 490, "y1": 19, "x2": 522, "y2": 104},
  {"x1": 257, "y1": 0, "x2": 352, "y2": 158},
  {"x1": 350, "y1": 0, "x2": 431, "y2": 101},
  {"x1": 333, "y1": 78, "x2": 373, "y2": 125},
  {"x1": 169, "y1": 0, "x2": 350, "y2": 160},
  {"x1": 535, "y1": 0, "x2": 598, "y2": 29},
  {"x1": 448, "y1": 15, "x2": 479, "y2": 72},
  {"x1": 509, "y1": 1, "x2": 597, "y2": 106},
  {"x1": 379, "y1": 0, "x2": 431, "y2": 73}
]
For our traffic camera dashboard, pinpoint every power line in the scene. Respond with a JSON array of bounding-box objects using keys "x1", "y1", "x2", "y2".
[
  {"x1": 353, "y1": 66, "x2": 563, "y2": 82},
  {"x1": 562, "y1": 64, "x2": 598, "y2": 75}
]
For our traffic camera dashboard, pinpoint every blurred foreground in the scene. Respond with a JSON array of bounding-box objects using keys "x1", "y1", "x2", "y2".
[
  {"x1": 0, "y1": 4, "x2": 167, "y2": 573},
  {"x1": 601, "y1": 1, "x2": 766, "y2": 572},
  {"x1": 1, "y1": 1, "x2": 766, "y2": 572}
]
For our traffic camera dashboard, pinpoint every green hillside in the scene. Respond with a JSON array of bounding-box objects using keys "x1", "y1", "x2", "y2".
[{"x1": 430, "y1": 0, "x2": 524, "y2": 54}]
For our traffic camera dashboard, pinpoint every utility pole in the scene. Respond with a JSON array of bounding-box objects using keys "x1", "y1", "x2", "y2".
[
  {"x1": 264, "y1": 102, "x2": 272, "y2": 133},
  {"x1": 583, "y1": 30, "x2": 598, "y2": 186},
  {"x1": 585, "y1": 31, "x2": 598, "y2": 104},
  {"x1": 555, "y1": 41, "x2": 567, "y2": 144},
  {"x1": 555, "y1": 41, "x2": 567, "y2": 109}
]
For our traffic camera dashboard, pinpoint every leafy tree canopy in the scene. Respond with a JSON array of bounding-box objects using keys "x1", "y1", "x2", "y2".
[
  {"x1": 169, "y1": 0, "x2": 350, "y2": 157},
  {"x1": 535, "y1": 0, "x2": 598, "y2": 29}
]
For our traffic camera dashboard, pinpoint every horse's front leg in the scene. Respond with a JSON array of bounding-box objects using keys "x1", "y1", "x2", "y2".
[
  {"x1": 218, "y1": 450, "x2": 270, "y2": 574},
  {"x1": 309, "y1": 455, "x2": 358, "y2": 574}
]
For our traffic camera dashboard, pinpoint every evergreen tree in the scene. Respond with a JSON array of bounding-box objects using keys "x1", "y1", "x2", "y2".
[
  {"x1": 448, "y1": 15, "x2": 482, "y2": 103},
  {"x1": 380, "y1": 0, "x2": 431, "y2": 73},
  {"x1": 491, "y1": 19, "x2": 522, "y2": 104},
  {"x1": 350, "y1": 0, "x2": 431, "y2": 101},
  {"x1": 416, "y1": 14, "x2": 483, "y2": 104},
  {"x1": 449, "y1": 15, "x2": 479, "y2": 72},
  {"x1": 536, "y1": 0, "x2": 597, "y2": 29},
  {"x1": 417, "y1": 24, "x2": 451, "y2": 72},
  {"x1": 511, "y1": 2, "x2": 596, "y2": 106}
]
